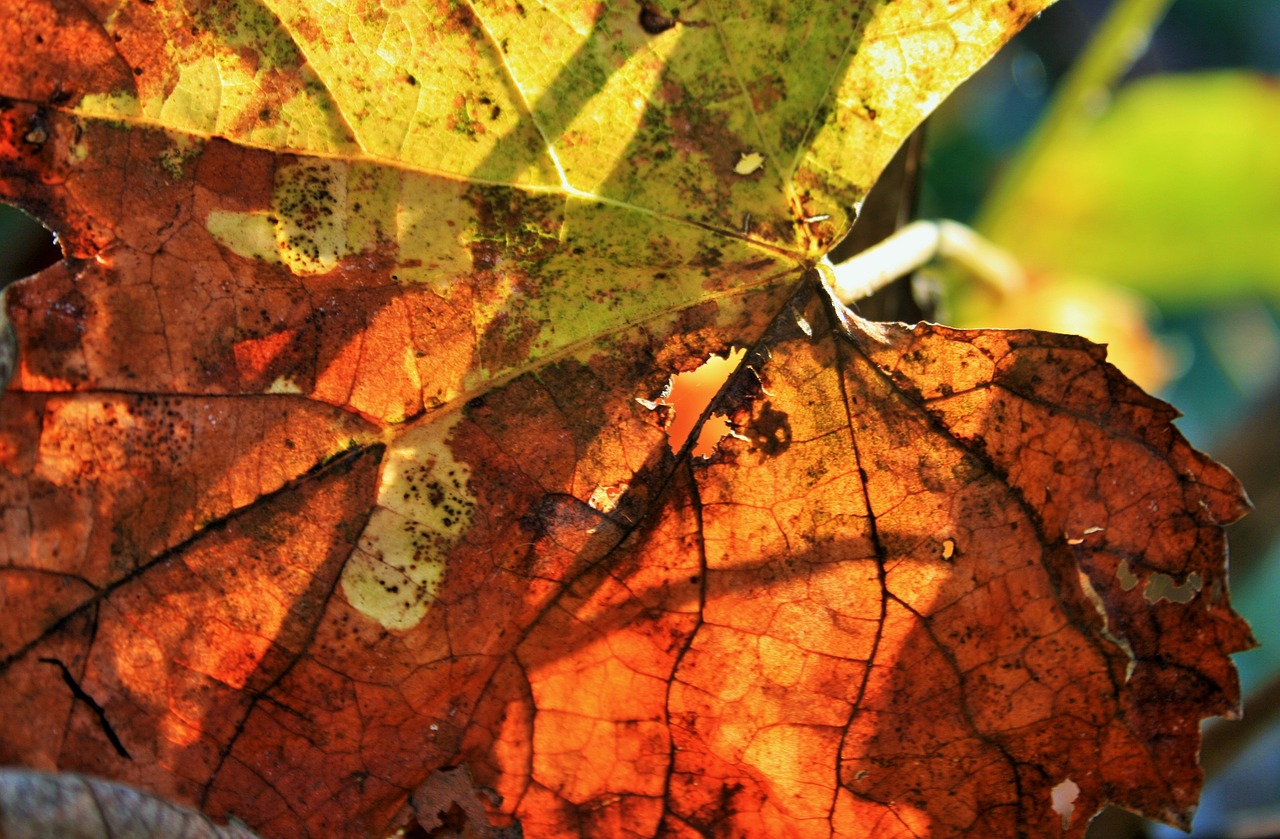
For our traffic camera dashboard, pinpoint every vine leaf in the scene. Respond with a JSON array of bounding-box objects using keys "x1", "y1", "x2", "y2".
[{"x1": 0, "y1": 1, "x2": 1252, "y2": 837}]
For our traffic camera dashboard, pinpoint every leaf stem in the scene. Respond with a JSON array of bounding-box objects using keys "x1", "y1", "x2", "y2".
[
  {"x1": 825, "y1": 219, "x2": 1024, "y2": 305},
  {"x1": 974, "y1": 0, "x2": 1174, "y2": 238}
]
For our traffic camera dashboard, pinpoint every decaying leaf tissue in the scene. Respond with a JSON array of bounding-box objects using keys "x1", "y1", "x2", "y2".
[{"x1": 0, "y1": 1, "x2": 1253, "y2": 837}]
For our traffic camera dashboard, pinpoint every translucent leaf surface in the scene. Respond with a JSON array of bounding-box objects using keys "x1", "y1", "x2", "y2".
[{"x1": 0, "y1": 2, "x2": 1253, "y2": 837}]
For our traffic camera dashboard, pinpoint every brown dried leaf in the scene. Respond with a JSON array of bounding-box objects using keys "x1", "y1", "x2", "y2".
[{"x1": 0, "y1": 1, "x2": 1252, "y2": 837}]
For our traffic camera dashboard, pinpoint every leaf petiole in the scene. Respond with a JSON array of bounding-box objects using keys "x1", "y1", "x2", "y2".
[{"x1": 823, "y1": 219, "x2": 1024, "y2": 306}]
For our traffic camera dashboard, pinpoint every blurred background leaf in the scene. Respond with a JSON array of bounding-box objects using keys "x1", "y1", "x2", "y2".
[{"x1": 982, "y1": 72, "x2": 1280, "y2": 307}]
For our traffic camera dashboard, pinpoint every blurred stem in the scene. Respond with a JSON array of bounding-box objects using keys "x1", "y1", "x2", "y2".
[
  {"x1": 974, "y1": 0, "x2": 1173, "y2": 238},
  {"x1": 826, "y1": 220, "x2": 1025, "y2": 305},
  {"x1": 1211, "y1": 373, "x2": 1280, "y2": 581},
  {"x1": 1085, "y1": 806, "x2": 1149, "y2": 839},
  {"x1": 1202, "y1": 670, "x2": 1280, "y2": 780}
]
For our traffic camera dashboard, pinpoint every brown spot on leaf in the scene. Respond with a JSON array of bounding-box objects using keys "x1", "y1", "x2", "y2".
[{"x1": 639, "y1": 4, "x2": 677, "y2": 34}]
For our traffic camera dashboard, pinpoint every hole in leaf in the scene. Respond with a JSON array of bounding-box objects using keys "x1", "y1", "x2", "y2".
[
  {"x1": 1144, "y1": 571, "x2": 1202, "y2": 604},
  {"x1": 1116, "y1": 559, "x2": 1140, "y2": 592},
  {"x1": 0, "y1": 202, "x2": 62, "y2": 286},
  {"x1": 588, "y1": 483, "x2": 628, "y2": 514},
  {"x1": 0, "y1": 203, "x2": 62, "y2": 389},
  {"x1": 1050, "y1": 778, "x2": 1080, "y2": 828},
  {"x1": 656, "y1": 347, "x2": 746, "y2": 457}
]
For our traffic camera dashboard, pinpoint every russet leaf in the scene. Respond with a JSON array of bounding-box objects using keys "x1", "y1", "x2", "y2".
[{"x1": 0, "y1": 1, "x2": 1252, "y2": 837}]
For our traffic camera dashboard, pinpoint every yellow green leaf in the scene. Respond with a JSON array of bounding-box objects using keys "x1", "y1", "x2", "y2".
[{"x1": 984, "y1": 72, "x2": 1280, "y2": 306}]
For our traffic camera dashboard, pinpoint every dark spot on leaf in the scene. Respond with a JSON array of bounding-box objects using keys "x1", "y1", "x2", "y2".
[
  {"x1": 746, "y1": 401, "x2": 791, "y2": 456},
  {"x1": 639, "y1": 4, "x2": 677, "y2": 34}
]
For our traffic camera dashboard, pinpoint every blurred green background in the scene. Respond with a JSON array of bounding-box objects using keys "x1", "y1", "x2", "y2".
[{"x1": 1, "y1": 0, "x2": 1277, "y2": 835}]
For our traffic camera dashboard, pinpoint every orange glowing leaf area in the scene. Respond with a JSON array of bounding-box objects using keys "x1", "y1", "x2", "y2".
[
  {"x1": 0, "y1": 1, "x2": 1253, "y2": 838},
  {"x1": 658, "y1": 347, "x2": 746, "y2": 456}
]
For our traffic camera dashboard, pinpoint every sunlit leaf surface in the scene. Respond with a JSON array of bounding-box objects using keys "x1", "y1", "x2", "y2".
[{"x1": 0, "y1": 1, "x2": 1253, "y2": 837}]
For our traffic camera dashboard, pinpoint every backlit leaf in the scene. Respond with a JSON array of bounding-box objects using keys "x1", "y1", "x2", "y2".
[{"x1": 0, "y1": 1, "x2": 1251, "y2": 837}]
